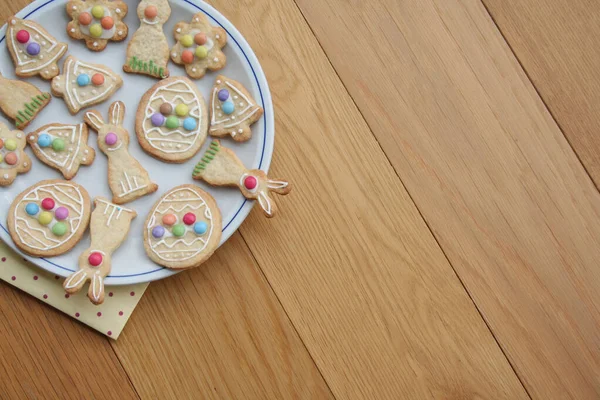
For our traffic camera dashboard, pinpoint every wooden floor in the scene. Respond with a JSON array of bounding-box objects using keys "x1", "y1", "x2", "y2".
[{"x1": 2, "y1": 0, "x2": 600, "y2": 398}]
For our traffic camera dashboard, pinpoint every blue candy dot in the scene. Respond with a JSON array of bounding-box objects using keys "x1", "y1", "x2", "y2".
[
  {"x1": 37, "y1": 133, "x2": 52, "y2": 148},
  {"x1": 77, "y1": 74, "x2": 90, "y2": 87},
  {"x1": 25, "y1": 203, "x2": 39, "y2": 216},
  {"x1": 183, "y1": 117, "x2": 197, "y2": 131},
  {"x1": 222, "y1": 101, "x2": 235, "y2": 115},
  {"x1": 194, "y1": 222, "x2": 208, "y2": 235},
  {"x1": 152, "y1": 225, "x2": 165, "y2": 238}
]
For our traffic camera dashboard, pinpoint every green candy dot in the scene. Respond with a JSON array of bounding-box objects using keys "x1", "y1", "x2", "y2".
[
  {"x1": 165, "y1": 116, "x2": 179, "y2": 129},
  {"x1": 172, "y1": 224, "x2": 186, "y2": 237},
  {"x1": 52, "y1": 222, "x2": 67, "y2": 236},
  {"x1": 52, "y1": 138, "x2": 65, "y2": 151}
]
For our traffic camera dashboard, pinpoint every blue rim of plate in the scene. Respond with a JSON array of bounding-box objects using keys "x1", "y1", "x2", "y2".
[{"x1": 0, "y1": 0, "x2": 271, "y2": 282}]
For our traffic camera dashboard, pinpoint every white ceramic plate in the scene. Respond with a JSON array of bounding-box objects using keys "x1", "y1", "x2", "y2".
[{"x1": 0, "y1": 0, "x2": 273, "y2": 284}]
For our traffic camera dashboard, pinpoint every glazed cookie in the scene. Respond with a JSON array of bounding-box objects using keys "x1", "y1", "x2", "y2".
[
  {"x1": 136, "y1": 76, "x2": 208, "y2": 163},
  {"x1": 144, "y1": 184, "x2": 222, "y2": 270},
  {"x1": 209, "y1": 75, "x2": 263, "y2": 142},
  {"x1": 84, "y1": 101, "x2": 158, "y2": 204},
  {"x1": 193, "y1": 140, "x2": 291, "y2": 217},
  {"x1": 0, "y1": 71, "x2": 50, "y2": 129},
  {"x1": 66, "y1": 0, "x2": 128, "y2": 51},
  {"x1": 170, "y1": 13, "x2": 226, "y2": 79},
  {"x1": 6, "y1": 17, "x2": 68, "y2": 80},
  {"x1": 64, "y1": 197, "x2": 136, "y2": 305},
  {"x1": 123, "y1": 0, "x2": 171, "y2": 79},
  {"x1": 7, "y1": 179, "x2": 91, "y2": 257},
  {"x1": 27, "y1": 123, "x2": 95, "y2": 179},
  {"x1": 0, "y1": 123, "x2": 31, "y2": 186},
  {"x1": 52, "y1": 56, "x2": 123, "y2": 114}
]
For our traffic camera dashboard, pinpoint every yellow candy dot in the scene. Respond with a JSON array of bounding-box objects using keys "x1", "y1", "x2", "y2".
[
  {"x1": 181, "y1": 34, "x2": 193, "y2": 48},
  {"x1": 91, "y1": 5, "x2": 105, "y2": 19},
  {"x1": 175, "y1": 104, "x2": 189, "y2": 117},
  {"x1": 38, "y1": 211, "x2": 53, "y2": 226},
  {"x1": 90, "y1": 23, "x2": 103, "y2": 38},
  {"x1": 0, "y1": 153, "x2": 3, "y2": 163},
  {"x1": 5, "y1": 138, "x2": 17, "y2": 151},
  {"x1": 195, "y1": 46, "x2": 208, "y2": 59}
]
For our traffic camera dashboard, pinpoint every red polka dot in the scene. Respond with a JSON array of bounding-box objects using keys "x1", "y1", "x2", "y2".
[
  {"x1": 75, "y1": 312, "x2": 80, "y2": 317},
  {"x1": 97, "y1": 312, "x2": 102, "y2": 317},
  {"x1": 43, "y1": 294, "x2": 48, "y2": 299},
  {"x1": 54, "y1": 275, "x2": 60, "y2": 279},
  {"x1": 11, "y1": 276, "x2": 16, "y2": 281},
  {"x1": 109, "y1": 292, "x2": 113, "y2": 297},
  {"x1": 1, "y1": 257, "x2": 6, "y2": 262},
  {"x1": 118, "y1": 311, "x2": 123, "y2": 316},
  {"x1": 65, "y1": 294, "x2": 70, "y2": 299},
  {"x1": 107, "y1": 331, "x2": 112, "y2": 336},
  {"x1": 130, "y1": 291, "x2": 135, "y2": 296},
  {"x1": 33, "y1": 276, "x2": 38, "y2": 280}
]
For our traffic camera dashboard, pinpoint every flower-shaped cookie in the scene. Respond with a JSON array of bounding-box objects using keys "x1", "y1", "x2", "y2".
[
  {"x1": 66, "y1": 0, "x2": 128, "y2": 51},
  {"x1": 170, "y1": 13, "x2": 226, "y2": 79}
]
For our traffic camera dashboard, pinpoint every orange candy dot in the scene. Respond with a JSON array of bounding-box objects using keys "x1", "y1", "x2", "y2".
[
  {"x1": 91, "y1": 73, "x2": 105, "y2": 86},
  {"x1": 181, "y1": 50, "x2": 194, "y2": 64},
  {"x1": 194, "y1": 33, "x2": 207, "y2": 45},
  {"x1": 144, "y1": 5, "x2": 158, "y2": 19},
  {"x1": 0, "y1": 139, "x2": 4, "y2": 149},
  {"x1": 78, "y1": 12, "x2": 92, "y2": 26},
  {"x1": 162, "y1": 214, "x2": 176, "y2": 225},
  {"x1": 101, "y1": 16, "x2": 114, "y2": 30},
  {"x1": 5, "y1": 152, "x2": 17, "y2": 165}
]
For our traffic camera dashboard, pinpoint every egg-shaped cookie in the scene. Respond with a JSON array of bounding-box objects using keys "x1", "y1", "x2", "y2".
[
  {"x1": 136, "y1": 76, "x2": 208, "y2": 163},
  {"x1": 144, "y1": 184, "x2": 221, "y2": 269},
  {"x1": 7, "y1": 179, "x2": 91, "y2": 257}
]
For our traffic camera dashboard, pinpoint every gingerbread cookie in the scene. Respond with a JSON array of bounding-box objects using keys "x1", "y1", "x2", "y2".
[
  {"x1": 209, "y1": 75, "x2": 263, "y2": 142},
  {"x1": 123, "y1": 0, "x2": 171, "y2": 79},
  {"x1": 170, "y1": 13, "x2": 226, "y2": 79},
  {"x1": 135, "y1": 76, "x2": 208, "y2": 163},
  {"x1": 0, "y1": 72, "x2": 50, "y2": 129},
  {"x1": 0, "y1": 123, "x2": 31, "y2": 186},
  {"x1": 52, "y1": 56, "x2": 123, "y2": 114},
  {"x1": 66, "y1": 0, "x2": 128, "y2": 51},
  {"x1": 27, "y1": 123, "x2": 95, "y2": 179},
  {"x1": 84, "y1": 101, "x2": 158, "y2": 204},
  {"x1": 144, "y1": 184, "x2": 222, "y2": 270},
  {"x1": 6, "y1": 17, "x2": 67, "y2": 80},
  {"x1": 64, "y1": 197, "x2": 136, "y2": 305},
  {"x1": 193, "y1": 140, "x2": 291, "y2": 217},
  {"x1": 7, "y1": 179, "x2": 91, "y2": 257}
]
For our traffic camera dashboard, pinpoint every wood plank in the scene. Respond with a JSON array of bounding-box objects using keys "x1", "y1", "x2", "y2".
[
  {"x1": 482, "y1": 0, "x2": 600, "y2": 188},
  {"x1": 112, "y1": 233, "x2": 333, "y2": 399},
  {"x1": 0, "y1": 282, "x2": 139, "y2": 400},
  {"x1": 290, "y1": 0, "x2": 600, "y2": 397},
  {"x1": 210, "y1": 0, "x2": 528, "y2": 398}
]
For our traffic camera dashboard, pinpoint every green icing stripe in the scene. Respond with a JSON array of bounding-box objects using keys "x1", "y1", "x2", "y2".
[
  {"x1": 18, "y1": 110, "x2": 30, "y2": 121},
  {"x1": 25, "y1": 103, "x2": 34, "y2": 113},
  {"x1": 32, "y1": 98, "x2": 42, "y2": 106}
]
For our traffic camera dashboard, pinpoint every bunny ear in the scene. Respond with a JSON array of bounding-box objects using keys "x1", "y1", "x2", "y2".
[
  {"x1": 84, "y1": 110, "x2": 105, "y2": 132},
  {"x1": 109, "y1": 101, "x2": 125, "y2": 126},
  {"x1": 258, "y1": 191, "x2": 277, "y2": 218},
  {"x1": 63, "y1": 269, "x2": 88, "y2": 293},
  {"x1": 267, "y1": 179, "x2": 291, "y2": 195},
  {"x1": 88, "y1": 274, "x2": 105, "y2": 305}
]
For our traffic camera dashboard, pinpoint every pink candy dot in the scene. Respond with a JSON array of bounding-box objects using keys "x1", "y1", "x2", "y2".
[
  {"x1": 89, "y1": 252, "x2": 103, "y2": 267},
  {"x1": 97, "y1": 312, "x2": 102, "y2": 317},
  {"x1": 41, "y1": 198, "x2": 55, "y2": 210},
  {"x1": 105, "y1": 132, "x2": 118, "y2": 146},
  {"x1": 33, "y1": 275, "x2": 38, "y2": 280},
  {"x1": 55, "y1": 206, "x2": 69, "y2": 220},
  {"x1": 183, "y1": 212, "x2": 196, "y2": 225},
  {"x1": 75, "y1": 312, "x2": 80, "y2": 317},
  {"x1": 244, "y1": 176, "x2": 258, "y2": 190},
  {"x1": 118, "y1": 311, "x2": 123, "y2": 316},
  {"x1": 16, "y1": 30, "x2": 29, "y2": 44}
]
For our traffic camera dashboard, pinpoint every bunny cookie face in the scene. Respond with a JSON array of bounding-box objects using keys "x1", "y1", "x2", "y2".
[{"x1": 138, "y1": 0, "x2": 170, "y2": 25}]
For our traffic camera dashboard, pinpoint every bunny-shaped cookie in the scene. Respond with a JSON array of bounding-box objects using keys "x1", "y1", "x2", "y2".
[
  {"x1": 193, "y1": 140, "x2": 291, "y2": 217},
  {"x1": 84, "y1": 101, "x2": 158, "y2": 204},
  {"x1": 123, "y1": 0, "x2": 171, "y2": 78}
]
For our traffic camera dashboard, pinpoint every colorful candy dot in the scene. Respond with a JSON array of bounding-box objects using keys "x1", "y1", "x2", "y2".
[
  {"x1": 38, "y1": 211, "x2": 53, "y2": 225},
  {"x1": 52, "y1": 222, "x2": 67, "y2": 236},
  {"x1": 175, "y1": 104, "x2": 189, "y2": 117},
  {"x1": 194, "y1": 221, "x2": 207, "y2": 235},
  {"x1": 52, "y1": 138, "x2": 65, "y2": 151},
  {"x1": 89, "y1": 23, "x2": 103, "y2": 38},
  {"x1": 101, "y1": 16, "x2": 114, "y2": 30},
  {"x1": 144, "y1": 5, "x2": 158, "y2": 19},
  {"x1": 4, "y1": 153, "x2": 17, "y2": 165},
  {"x1": 183, "y1": 117, "x2": 197, "y2": 131},
  {"x1": 195, "y1": 46, "x2": 208, "y2": 59},
  {"x1": 222, "y1": 101, "x2": 235, "y2": 115},
  {"x1": 165, "y1": 116, "x2": 179, "y2": 129},
  {"x1": 172, "y1": 224, "x2": 186, "y2": 237},
  {"x1": 105, "y1": 132, "x2": 118, "y2": 146},
  {"x1": 5, "y1": 139, "x2": 17, "y2": 151},
  {"x1": 77, "y1": 74, "x2": 90, "y2": 86},
  {"x1": 194, "y1": 33, "x2": 207, "y2": 45},
  {"x1": 0, "y1": 154, "x2": 3, "y2": 163},
  {"x1": 152, "y1": 225, "x2": 165, "y2": 238},
  {"x1": 88, "y1": 252, "x2": 103, "y2": 266},
  {"x1": 26, "y1": 43, "x2": 40, "y2": 56},
  {"x1": 91, "y1": 5, "x2": 105, "y2": 18},
  {"x1": 25, "y1": 203, "x2": 39, "y2": 216},
  {"x1": 16, "y1": 30, "x2": 30, "y2": 44},
  {"x1": 78, "y1": 12, "x2": 92, "y2": 26},
  {"x1": 183, "y1": 213, "x2": 196, "y2": 225},
  {"x1": 160, "y1": 103, "x2": 172, "y2": 115},
  {"x1": 37, "y1": 133, "x2": 52, "y2": 147},
  {"x1": 0, "y1": 138, "x2": 4, "y2": 149},
  {"x1": 92, "y1": 73, "x2": 105, "y2": 86},
  {"x1": 181, "y1": 34, "x2": 194, "y2": 47},
  {"x1": 162, "y1": 214, "x2": 176, "y2": 225},
  {"x1": 218, "y1": 89, "x2": 229, "y2": 102},
  {"x1": 42, "y1": 198, "x2": 55, "y2": 210},
  {"x1": 55, "y1": 206, "x2": 69, "y2": 220},
  {"x1": 151, "y1": 113, "x2": 165, "y2": 127},
  {"x1": 181, "y1": 50, "x2": 194, "y2": 64},
  {"x1": 244, "y1": 175, "x2": 258, "y2": 190}
]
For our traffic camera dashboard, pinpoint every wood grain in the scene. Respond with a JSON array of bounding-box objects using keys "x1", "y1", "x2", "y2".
[
  {"x1": 112, "y1": 233, "x2": 333, "y2": 399},
  {"x1": 210, "y1": 0, "x2": 527, "y2": 398},
  {"x1": 0, "y1": 282, "x2": 139, "y2": 400},
  {"x1": 291, "y1": 0, "x2": 600, "y2": 397},
  {"x1": 483, "y1": 0, "x2": 600, "y2": 189}
]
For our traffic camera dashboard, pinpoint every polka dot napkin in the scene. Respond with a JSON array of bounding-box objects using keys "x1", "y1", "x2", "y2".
[{"x1": 0, "y1": 240, "x2": 148, "y2": 339}]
